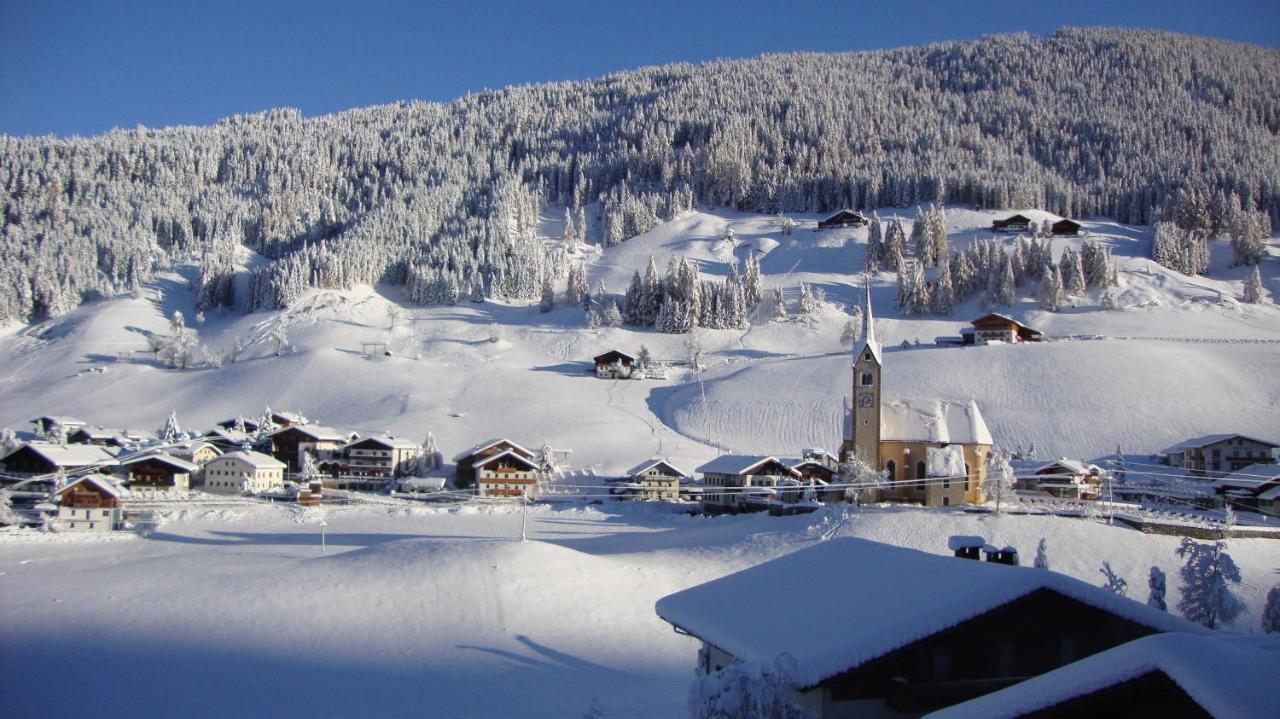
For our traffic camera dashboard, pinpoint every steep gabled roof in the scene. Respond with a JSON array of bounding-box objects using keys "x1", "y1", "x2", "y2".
[
  {"x1": 453, "y1": 438, "x2": 534, "y2": 462},
  {"x1": 56, "y1": 473, "x2": 122, "y2": 498},
  {"x1": 1033, "y1": 459, "x2": 1095, "y2": 476},
  {"x1": 121, "y1": 452, "x2": 200, "y2": 472},
  {"x1": 5, "y1": 442, "x2": 117, "y2": 468},
  {"x1": 1212, "y1": 463, "x2": 1280, "y2": 493},
  {"x1": 344, "y1": 434, "x2": 420, "y2": 451},
  {"x1": 472, "y1": 449, "x2": 539, "y2": 471},
  {"x1": 593, "y1": 349, "x2": 636, "y2": 364},
  {"x1": 656, "y1": 539, "x2": 1202, "y2": 690},
  {"x1": 626, "y1": 458, "x2": 689, "y2": 478},
  {"x1": 926, "y1": 633, "x2": 1278, "y2": 719},
  {"x1": 266, "y1": 424, "x2": 350, "y2": 442},
  {"x1": 215, "y1": 451, "x2": 287, "y2": 470},
  {"x1": 852, "y1": 279, "x2": 882, "y2": 365}
]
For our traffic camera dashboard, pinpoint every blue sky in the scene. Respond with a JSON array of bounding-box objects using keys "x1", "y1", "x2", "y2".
[{"x1": 2, "y1": 0, "x2": 1277, "y2": 137}]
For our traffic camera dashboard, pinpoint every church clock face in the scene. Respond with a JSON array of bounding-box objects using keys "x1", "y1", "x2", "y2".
[{"x1": 858, "y1": 392, "x2": 875, "y2": 407}]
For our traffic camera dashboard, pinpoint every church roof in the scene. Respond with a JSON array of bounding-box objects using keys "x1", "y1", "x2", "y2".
[
  {"x1": 881, "y1": 399, "x2": 993, "y2": 446},
  {"x1": 852, "y1": 279, "x2": 882, "y2": 365}
]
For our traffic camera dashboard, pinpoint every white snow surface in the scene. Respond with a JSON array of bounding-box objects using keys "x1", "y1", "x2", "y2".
[
  {"x1": 655, "y1": 537, "x2": 1202, "y2": 688},
  {"x1": 926, "y1": 632, "x2": 1280, "y2": 719}
]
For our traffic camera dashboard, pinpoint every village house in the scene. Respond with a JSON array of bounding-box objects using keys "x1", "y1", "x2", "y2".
[
  {"x1": 843, "y1": 284, "x2": 994, "y2": 508},
  {"x1": 334, "y1": 434, "x2": 423, "y2": 489},
  {"x1": 202, "y1": 451, "x2": 287, "y2": 495},
  {"x1": 473, "y1": 450, "x2": 541, "y2": 499},
  {"x1": 593, "y1": 350, "x2": 636, "y2": 379},
  {"x1": 202, "y1": 427, "x2": 254, "y2": 452},
  {"x1": 788, "y1": 449, "x2": 839, "y2": 483},
  {"x1": 656, "y1": 538, "x2": 1202, "y2": 719},
  {"x1": 1212, "y1": 463, "x2": 1280, "y2": 514},
  {"x1": 120, "y1": 453, "x2": 200, "y2": 492},
  {"x1": 1160, "y1": 433, "x2": 1279, "y2": 478},
  {"x1": 1050, "y1": 218, "x2": 1082, "y2": 236},
  {"x1": 214, "y1": 416, "x2": 260, "y2": 434},
  {"x1": 0, "y1": 442, "x2": 118, "y2": 497},
  {"x1": 29, "y1": 415, "x2": 87, "y2": 437},
  {"x1": 266, "y1": 424, "x2": 353, "y2": 473},
  {"x1": 66, "y1": 425, "x2": 133, "y2": 447},
  {"x1": 926, "y1": 633, "x2": 1276, "y2": 719},
  {"x1": 617, "y1": 459, "x2": 690, "y2": 501},
  {"x1": 1016, "y1": 459, "x2": 1103, "y2": 500},
  {"x1": 961, "y1": 313, "x2": 1043, "y2": 345},
  {"x1": 169, "y1": 440, "x2": 222, "y2": 466},
  {"x1": 697, "y1": 455, "x2": 802, "y2": 514},
  {"x1": 817, "y1": 209, "x2": 869, "y2": 229},
  {"x1": 453, "y1": 439, "x2": 536, "y2": 489},
  {"x1": 55, "y1": 474, "x2": 123, "y2": 531},
  {"x1": 991, "y1": 214, "x2": 1033, "y2": 232}
]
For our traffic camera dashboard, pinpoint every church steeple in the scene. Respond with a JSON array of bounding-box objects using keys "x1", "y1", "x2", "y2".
[{"x1": 844, "y1": 275, "x2": 882, "y2": 468}]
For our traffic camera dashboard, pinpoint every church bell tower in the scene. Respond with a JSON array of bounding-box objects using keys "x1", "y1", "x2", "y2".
[{"x1": 843, "y1": 279, "x2": 881, "y2": 468}]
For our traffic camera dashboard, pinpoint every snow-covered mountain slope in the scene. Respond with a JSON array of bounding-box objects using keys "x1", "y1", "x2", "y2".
[{"x1": 1, "y1": 207, "x2": 1276, "y2": 470}]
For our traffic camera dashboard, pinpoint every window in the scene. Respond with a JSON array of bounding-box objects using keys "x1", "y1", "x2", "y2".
[
  {"x1": 916, "y1": 461, "x2": 927, "y2": 489},
  {"x1": 942, "y1": 497, "x2": 950, "y2": 506},
  {"x1": 886, "y1": 460, "x2": 897, "y2": 483},
  {"x1": 860, "y1": 372, "x2": 873, "y2": 386}
]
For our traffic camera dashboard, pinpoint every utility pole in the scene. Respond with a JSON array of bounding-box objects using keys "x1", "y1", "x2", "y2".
[{"x1": 319, "y1": 520, "x2": 328, "y2": 554}]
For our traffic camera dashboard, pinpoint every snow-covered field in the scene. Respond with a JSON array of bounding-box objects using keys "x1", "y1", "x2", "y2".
[
  {"x1": 1, "y1": 206, "x2": 1278, "y2": 717},
  {"x1": 2, "y1": 502, "x2": 1277, "y2": 718}
]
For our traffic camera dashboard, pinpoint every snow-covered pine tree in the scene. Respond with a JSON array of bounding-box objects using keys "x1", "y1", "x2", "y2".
[
  {"x1": 622, "y1": 271, "x2": 643, "y2": 322},
  {"x1": 0, "y1": 427, "x2": 19, "y2": 456},
  {"x1": 771, "y1": 287, "x2": 788, "y2": 321},
  {"x1": 797, "y1": 282, "x2": 816, "y2": 314},
  {"x1": 883, "y1": 217, "x2": 906, "y2": 270},
  {"x1": 540, "y1": 276, "x2": 556, "y2": 313},
  {"x1": 865, "y1": 212, "x2": 883, "y2": 273},
  {"x1": 1033, "y1": 538, "x2": 1049, "y2": 570},
  {"x1": 1148, "y1": 566, "x2": 1167, "y2": 611},
  {"x1": 927, "y1": 204, "x2": 948, "y2": 267},
  {"x1": 910, "y1": 207, "x2": 929, "y2": 262},
  {"x1": 1099, "y1": 562, "x2": 1128, "y2": 596},
  {"x1": 1175, "y1": 536, "x2": 1245, "y2": 629},
  {"x1": 604, "y1": 299, "x2": 623, "y2": 328},
  {"x1": 1062, "y1": 249, "x2": 1086, "y2": 296},
  {"x1": 1040, "y1": 264, "x2": 1064, "y2": 311},
  {"x1": 1263, "y1": 585, "x2": 1280, "y2": 634},
  {"x1": 1243, "y1": 266, "x2": 1264, "y2": 304},
  {"x1": 982, "y1": 447, "x2": 1016, "y2": 513},
  {"x1": 565, "y1": 265, "x2": 589, "y2": 307},
  {"x1": 1229, "y1": 210, "x2": 1267, "y2": 266},
  {"x1": 840, "y1": 317, "x2": 860, "y2": 345},
  {"x1": 636, "y1": 344, "x2": 652, "y2": 371},
  {"x1": 688, "y1": 655, "x2": 808, "y2": 719},
  {"x1": 743, "y1": 253, "x2": 763, "y2": 308},
  {"x1": 640, "y1": 257, "x2": 663, "y2": 324},
  {"x1": 994, "y1": 253, "x2": 1016, "y2": 306},
  {"x1": 158, "y1": 410, "x2": 182, "y2": 443}
]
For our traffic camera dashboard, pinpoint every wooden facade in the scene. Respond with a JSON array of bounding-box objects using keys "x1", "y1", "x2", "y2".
[
  {"x1": 123, "y1": 455, "x2": 196, "y2": 491},
  {"x1": 594, "y1": 350, "x2": 635, "y2": 379},
  {"x1": 454, "y1": 439, "x2": 535, "y2": 489},
  {"x1": 967, "y1": 313, "x2": 1043, "y2": 345},
  {"x1": 817, "y1": 210, "x2": 869, "y2": 229},
  {"x1": 699, "y1": 457, "x2": 802, "y2": 514},
  {"x1": 56, "y1": 475, "x2": 121, "y2": 531},
  {"x1": 991, "y1": 214, "x2": 1033, "y2": 232},
  {"x1": 1051, "y1": 218, "x2": 1082, "y2": 236},
  {"x1": 474, "y1": 451, "x2": 541, "y2": 499}
]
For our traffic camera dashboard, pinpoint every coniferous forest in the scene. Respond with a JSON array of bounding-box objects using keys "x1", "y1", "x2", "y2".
[{"x1": 2, "y1": 28, "x2": 1277, "y2": 323}]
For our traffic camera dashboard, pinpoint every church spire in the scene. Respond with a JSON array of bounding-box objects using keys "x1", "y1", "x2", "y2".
[{"x1": 853, "y1": 274, "x2": 882, "y2": 365}]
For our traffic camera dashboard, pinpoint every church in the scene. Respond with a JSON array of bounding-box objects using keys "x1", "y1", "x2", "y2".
[{"x1": 841, "y1": 283, "x2": 994, "y2": 507}]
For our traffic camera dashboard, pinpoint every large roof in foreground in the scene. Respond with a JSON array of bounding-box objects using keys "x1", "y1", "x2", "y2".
[
  {"x1": 926, "y1": 632, "x2": 1279, "y2": 719},
  {"x1": 656, "y1": 539, "x2": 1199, "y2": 688}
]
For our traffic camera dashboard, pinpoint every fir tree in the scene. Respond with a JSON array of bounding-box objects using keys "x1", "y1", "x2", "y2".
[
  {"x1": 865, "y1": 212, "x2": 883, "y2": 272},
  {"x1": 1243, "y1": 266, "x2": 1264, "y2": 304},
  {"x1": 770, "y1": 287, "x2": 788, "y2": 321},
  {"x1": 1040, "y1": 264, "x2": 1064, "y2": 311},
  {"x1": 540, "y1": 277, "x2": 556, "y2": 313},
  {"x1": 1148, "y1": 566, "x2": 1167, "y2": 611},
  {"x1": 883, "y1": 217, "x2": 906, "y2": 270},
  {"x1": 1175, "y1": 537, "x2": 1245, "y2": 629}
]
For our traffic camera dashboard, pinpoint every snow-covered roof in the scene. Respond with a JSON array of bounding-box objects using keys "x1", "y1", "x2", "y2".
[
  {"x1": 215, "y1": 451, "x2": 286, "y2": 469},
  {"x1": 69, "y1": 425, "x2": 123, "y2": 440},
  {"x1": 56, "y1": 473, "x2": 122, "y2": 498},
  {"x1": 452, "y1": 438, "x2": 533, "y2": 462},
  {"x1": 1033, "y1": 459, "x2": 1094, "y2": 476},
  {"x1": 1161, "y1": 433, "x2": 1280, "y2": 455},
  {"x1": 695, "y1": 455, "x2": 800, "y2": 477},
  {"x1": 121, "y1": 452, "x2": 200, "y2": 472},
  {"x1": 1257, "y1": 484, "x2": 1280, "y2": 501},
  {"x1": 472, "y1": 449, "x2": 539, "y2": 471},
  {"x1": 1211, "y1": 463, "x2": 1280, "y2": 492},
  {"x1": 7, "y1": 442, "x2": 118, "y2": 468},
  {"x1": 881, "y1": 399, "x2": 993, "y2": 445},
  {"x1": 267, "y1": 424, "x2": 350, "y2": 441},
  {"x1": 397, "y1": 477, "x2": 447, "y2": 491},
  {"x1": 345, "y1": 434, "x2": 419, "y2": 450},
  {"x1": 204, "y1": 427, "x2": 253, "y2": 443},
  {"x1": 30, "y1": 415, "x2": 87, "y2": 427},
  {"x1": 655, "y1": 538, "x2": 1201, "y2": 689},
  {"x1": 626, "y1": 458, "x2": 689, "y2": 478},
  {"x1": 925, "y1": 633, "x2": 1280, "y2": 719}
]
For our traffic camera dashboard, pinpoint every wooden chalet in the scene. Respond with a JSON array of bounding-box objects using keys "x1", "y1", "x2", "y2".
[
  {"x1": 817, "y1": 209, "x2": 869, "y2": 229},
  {"x1": 266, "y1": 424, "x2": 352, "y2": 472},
  {"x1": 474, "y1": 450, "x2": 540, "y2": 499},
  {"x1": 214, "y1": 417, "x2": 260, "y2": 434},
  {"x1": 121, "y1": 453, "x2": 200, "y2": 492},
  {"x1": 696, "y1": 455, "x2": 802, "y2": 514},
  {"x1": 29, "y1": 415, "x2": 87, "y2": 436},
  {"x1": 1161, "y1": 433, "x2": 1279, "y2": 478},
  {"x1": 1017, "y1": 459, "x2": 1102, "y2": 500},
  {"x1": 332, "y1": 434, "x2": 422, "y2": 489},
  {"x1": 964, "y1": 314, "x2": 1043, "y2": 345},
  {"x1": 0, "y1": 442, "x2": 117, "y2": 484},
  {"x1": 1212, "y1": 463, "x2": 1280, "y2": 513},
  {"x1": 55, "y1": 474, "x2": 122, "y2": 531},
  {"x1": 594, "y1": 350, "x2": 636, "y2": 379},
  {"x1": 203, "y1": 427, "x2": 254, "y2": 451},
  {"x1": 618, "y1": 458, "x2": 689, "y2": 501},
  {"x1": 1050, "y1": 218, "x2": 1082, "y2": 236},
  {"x1": 657, "y1": 539, "x2": 1203, "y2": 719},
  {"x1": 991, "y1": 214, "x2": 1033, "y2": 232},
  {"x1": 453, "y1": 439, "x2": 536, "y2": 489},
  {"x1": 67, "y1": 425, "x2": 128, "y2": 447}
]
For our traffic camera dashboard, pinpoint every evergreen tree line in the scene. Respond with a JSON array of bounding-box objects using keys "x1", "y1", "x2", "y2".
[
  {"x1": 1150, "y1": 187, "x2": 1272, "y2": 275},
  {"x1": 3, "y1": 28, "x2": 1278, "y2": 322}
]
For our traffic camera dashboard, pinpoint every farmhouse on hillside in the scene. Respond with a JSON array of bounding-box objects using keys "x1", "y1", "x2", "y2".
[
  {"x1": 0, "y1": 442, "x2": 117, "y2": 487},
  {"x1": 453, "y1": 439, "x2": 536, "y2": 490},
  {"x1": 962, "y1": 314, "x2": 1044, "y2": 345},
  {"x1": 55, "y1": 474, "x2": 123, "y2": 531},
  {"x1": 1015, "y1": 459, "x2": 1103, "y2": 500},
  {"x1": 656, "y1": 538, "x2": 1203, "y2": 719},
  {"x1": 1160, "y1": 433, "x2": 1279, "y2": 478},
  {"x1": 265, "y1": 424, "x2": 353, "y2": 472},
  {"x1": 843, "y1": 284, "x2": 994, "y2": 507},
  {"x1": 473, "y1": 450, "x2": 541, "y2": 499},
  {"x1": 817, "y1": 209, "x2": 869, "y2": 229},
  {"x1": 202, "y1": 451, "x2": 286, "y2": 495},
  {"x1": 1050, "y1": 218, "x2": 1082, "y2": 236},
  {"x1": 335, "y1": 434, "x2": 423, "y2": 489},
  {"x1": 593, "y1": 350, "x2": 636, "y2": 379},
  {"x1": 615, "y1": 458, "x2": 689, "y2": 501},
  {"x1": 991, "y1": 214, "x2": 1033, "y2": 232}
]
